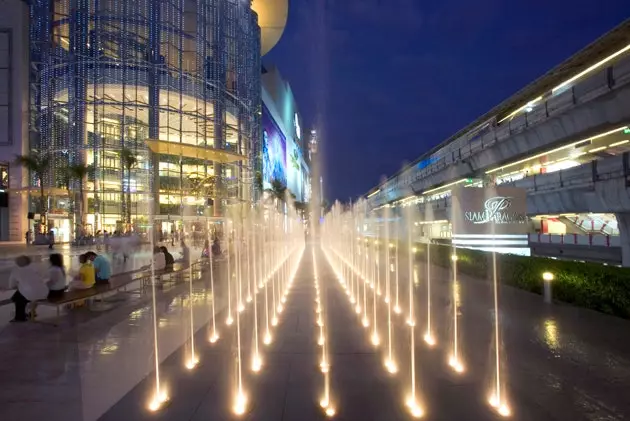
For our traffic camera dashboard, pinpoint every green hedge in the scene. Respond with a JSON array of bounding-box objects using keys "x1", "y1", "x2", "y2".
[{"x1": 415, "y1": 243, "x2": 630, "y2": 319}]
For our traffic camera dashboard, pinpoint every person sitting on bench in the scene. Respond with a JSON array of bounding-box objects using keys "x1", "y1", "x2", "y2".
[
  {"x1": 7, "y1": 256, "x2": 48, "y2": 322},
  {"x1": 86, "y1": 251, "x2": 111, "y2": 285},
  {"x1": 153, "y1": 246, "x2": 166, "y2": 271},
  {"x1": 160, "y1": 246, "x2": 174, "y2": 272},
  {"x1": 68, "y1": 253, "x2": 95, "y2": 290},
  {"x1": 46, "y1": 253, "x2": 67, "y2": 298}
]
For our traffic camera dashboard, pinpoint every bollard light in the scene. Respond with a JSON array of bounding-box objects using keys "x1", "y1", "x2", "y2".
[{"x1": 543, "y1": 271, "x2": 554, "y2": 304}]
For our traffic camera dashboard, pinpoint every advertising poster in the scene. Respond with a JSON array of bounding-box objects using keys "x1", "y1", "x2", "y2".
[
  {"x1": 287, "y1": 139, "x2": 303, "y2": 200},
  {"x1": 262, "y1": 105, "x2": 287, "y2": 188}
]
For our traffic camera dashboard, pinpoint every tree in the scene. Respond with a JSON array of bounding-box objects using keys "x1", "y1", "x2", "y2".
[
  {"x1": 67, "y1": 163, "x2": 94, "y2": 238},
  {"x1": 265, "y1": 178, "x2": 286, "y2": 202},
  {"x1": 120, "y1": 147, "x2": 138, "y2": 226},
  {"x1": 293, "y1": 200, "x2": 309, "y2": 219},
  {"x1": 254, "y1": 171, "x2": 263, "y2": 195},
  {"x1": 15, "y1": 153, "x2": 51, "y2": 231}
]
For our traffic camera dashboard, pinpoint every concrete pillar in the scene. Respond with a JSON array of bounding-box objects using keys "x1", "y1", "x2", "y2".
[{"x1": 616, "y1": 212, "x2": 630, "y2": 267}]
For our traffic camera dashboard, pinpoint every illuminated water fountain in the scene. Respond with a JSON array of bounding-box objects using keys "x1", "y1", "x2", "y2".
[
  {"x1": 384, "y1": 206, "x2": 397, "y2": 374},
  {"x1": 448, "y1": 250, "x2": 464, "y2": 374}
]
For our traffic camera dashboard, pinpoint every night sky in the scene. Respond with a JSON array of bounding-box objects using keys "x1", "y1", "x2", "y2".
[{"x1": 264, "y1": 0, "x2": 630, "y2": 203}]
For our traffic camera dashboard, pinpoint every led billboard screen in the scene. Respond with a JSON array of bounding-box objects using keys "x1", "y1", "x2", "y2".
[{"x1": 262, "y1": 105, "x2": 287, "y2": 188}]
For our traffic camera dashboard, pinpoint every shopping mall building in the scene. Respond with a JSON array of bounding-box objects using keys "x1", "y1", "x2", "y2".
[
  {"x1": 0, "y1": 0, "x2": 307, "y2": 242},
  {"x1": 261, "y1": 64, "x2": 310, "y2": 203}
]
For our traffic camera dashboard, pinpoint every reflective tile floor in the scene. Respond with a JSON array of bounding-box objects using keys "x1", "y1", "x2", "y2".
[{"x1": 2, "y1": 244, "x2": 630, "y2": 421}]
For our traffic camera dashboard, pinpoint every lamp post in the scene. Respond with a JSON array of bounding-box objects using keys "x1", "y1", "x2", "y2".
[{"x1": 542, "y1": 272, "x2": 554, "y2": 304}]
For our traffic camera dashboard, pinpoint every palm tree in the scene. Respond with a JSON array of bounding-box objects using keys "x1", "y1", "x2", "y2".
[
  {"x1": 265, "y1": 178, "x2": 286, "y2": 201},
  {"x1": 263, "y1": 178, "x2": 287, "y2": 211},
  {"x1": 120, "y1": 147, "x2": 138, "y2": 226},
  {"x1": 15, "y1": 153, "x2": 51, "y2": 230},
  {"x1": 254, "y1": 171, "x2": 263, "y2": 195},
  {"x1": 67, "y1": 163, "x2": 93, "y2": 238}
]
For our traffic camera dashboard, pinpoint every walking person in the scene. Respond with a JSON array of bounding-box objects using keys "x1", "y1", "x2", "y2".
[
  {"x1": 48, "y1": 229, "x2": 55, "y2": 250},
  {"x1": 6, "y1": 256, "x2": 48, "y2": 322}
]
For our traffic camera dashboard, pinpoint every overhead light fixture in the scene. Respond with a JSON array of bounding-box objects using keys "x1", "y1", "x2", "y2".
[
  {"x1": 422, "y1": 178, "x2": 466, "y2": 195},
  {"x1": 589, "y1": 146, "x2": 606, "y2": 153},
  {"x1": 609, "y1": 140, "x2": 630, "y2": 147},
  {"x1": 498, "y1": 96, "x2": 543, "y2": 124},
  {"x1": 486, "y1": 126, "x2": 628, "y2": 174},
  {"x1": 553, "y1": 44, "x2": 630, "y2": 94},
  {"x1": 367, "y1": 189, "x2": 380, "y2": 198}
]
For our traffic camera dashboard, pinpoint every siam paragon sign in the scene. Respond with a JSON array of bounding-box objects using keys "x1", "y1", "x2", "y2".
[
  {"x1": 465, "y1": 196, "x2": 527, "y2": 225},
  {"x1": 452, "y1": 187, "x2": 527, "y2": 235}
]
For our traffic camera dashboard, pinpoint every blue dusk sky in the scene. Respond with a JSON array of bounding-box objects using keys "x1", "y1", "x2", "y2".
[{"x1": 264, "y1": 0, "x2": 630, "y2": 202}]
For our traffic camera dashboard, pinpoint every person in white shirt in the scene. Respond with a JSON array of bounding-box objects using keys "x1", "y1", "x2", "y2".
[
  {"x1": 152, "y1": 246, "x2": 166, "y2": 271},
  {"x1": 46, "y1": 253, "x2": 67, "y2": 298},
  {"x1": 7, "y1": 256, "x2": 48, "y2": 322}
]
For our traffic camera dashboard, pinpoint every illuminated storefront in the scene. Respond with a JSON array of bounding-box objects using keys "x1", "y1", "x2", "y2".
[{"x1": 27, "y1": 0, "x2": 261, "y2": 237}]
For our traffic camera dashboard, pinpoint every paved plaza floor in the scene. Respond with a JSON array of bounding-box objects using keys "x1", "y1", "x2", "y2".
[{"x1": 1, "y1": 243, "x2": 630, "y2": 421}]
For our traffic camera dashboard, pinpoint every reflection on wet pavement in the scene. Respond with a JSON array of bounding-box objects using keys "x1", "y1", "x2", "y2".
[{"x1": 2, "y1": 249, "x2": 630, "y2": 421}]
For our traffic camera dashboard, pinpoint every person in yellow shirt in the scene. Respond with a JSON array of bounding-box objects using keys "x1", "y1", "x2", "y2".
[{"x1": 69, "y1": 254, "x2": 95, "y2": 290}]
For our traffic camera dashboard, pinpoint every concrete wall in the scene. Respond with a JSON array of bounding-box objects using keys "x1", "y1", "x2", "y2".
[{"x1": 0, "y1": 0, "x2": 29, "y2": 242}]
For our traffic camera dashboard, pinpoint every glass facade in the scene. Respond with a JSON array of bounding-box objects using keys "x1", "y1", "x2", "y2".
[{"x1": 29, "y1": 0, "x2": 261, "y2": 238}]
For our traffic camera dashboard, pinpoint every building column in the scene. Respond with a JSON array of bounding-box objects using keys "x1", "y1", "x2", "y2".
[{"x1": 616, "y1": 212, "x2": 630, "y2": 267}]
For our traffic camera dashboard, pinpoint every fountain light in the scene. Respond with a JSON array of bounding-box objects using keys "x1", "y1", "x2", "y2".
[
  {"x1": 252, "y1": 354, "x2": 263, "y2": 372},
  {"x1": 448, "y1": 355, "x2": 465, "y2": 373},
  {"x1": 489, "y1": 394, "x2": 511, "y2": 417},
  {"x1": 355, "y1": 305, "x2": 361, "y2": 314},
  {"x1": 233, "y1": 390, "x2": 247, "y2": 416},
  {"x1": 277, "y1": 304, "x2": 284, "y2": 313},
  {"x1": 238, "y1": 304, "x2": 245, "y2": 313},
  {"x1": 281, "y1": 296, "x2": 287, "y2": 304},
  {"x1": 320, "y1": 359, "x2": 330, "y2": 373},
  {"x1": 350, "y1": 296, "x2": 356, "y2": 304},
  {"x1": 271, "y1": 316, "x2": 278, "y2": 326},
  {"x1": 226, "y1": 315, "x2": 234, "y2": 326},
  {"x1": 246, "y1": 295, "x2": 252, "y2": 303},
  {"x1": 405, "y1": 396, "x2": 424, "y2": 418},
  {"x1": 148, "y1": 390, "x2": 168, "y2": 412},
  {"x1": 371, "y1": 331, "x2": 380, "y2": 346},
  {"x1": 185, "y1": 356, "x2": 199, "y2": 370},
  {"x1": 362, "y1": 316, "x2": 370, "y2": 327},
  {"x1": 325, "y1": 406, "x2": 336, "y2": 417},
  {"x1": 423, "y1": 333, "x2": 435, "y2": 346},
  {"x1": 263, "y1": 332, "x2": 272, "y2": 345},
  {"x1": 318, "y1": 334, "x2": 325, "y2": 346},
  {"x1": 209, "y1": 333, "x2": 219, "y2": 343},
  {"x1": 384, "y1": 358, "x2": 398, "y2": 374},
  {"x1": 406, "y1": 318, "x2": 416, "y2": 327}
]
